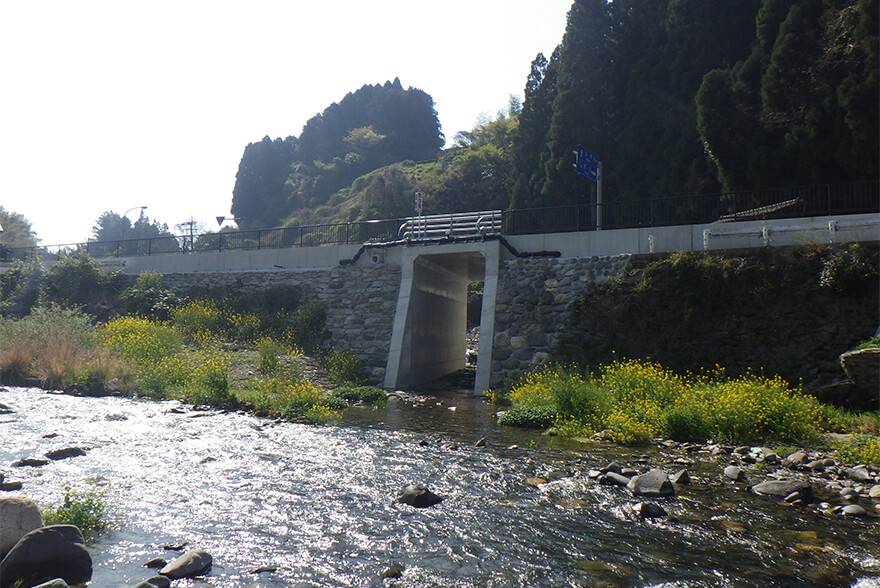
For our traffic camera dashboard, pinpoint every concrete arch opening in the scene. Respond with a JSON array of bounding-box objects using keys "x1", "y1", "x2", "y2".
[{"x1": 384, "y1": 243, "x2": 499, "y2": 393}]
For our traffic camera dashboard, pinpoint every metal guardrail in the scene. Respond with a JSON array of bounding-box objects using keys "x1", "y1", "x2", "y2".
[
  {"x1": 1, "y1": 180, "x2": 876, "y2": 262},
  {"x1": 398, "y1": 210, "x2": 502, "y2": 242}
]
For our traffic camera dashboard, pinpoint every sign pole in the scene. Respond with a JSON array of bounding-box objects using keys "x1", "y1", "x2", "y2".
[{"x1": 597, "y1": 161, "x2": 603, "y2": 231}]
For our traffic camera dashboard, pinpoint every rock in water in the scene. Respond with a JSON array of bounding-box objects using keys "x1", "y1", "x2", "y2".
[
  {"x1": 627, "y1": 469, "x2": 674, "y2": 497},
  {"x1": 671, "y1": 469, "x2": 691, "y2": 485},
  {"x1": 158, "y1": 549, "x2": 213, "y2": 579},
  {"x1": 0, "y1": 525, "x2": 92, "y2": 588},
  {"x1": 0, "y1": 496, "x2": 44, "y2": 557},
  {"x1": 633, "y1": 502, "x2": 668, "y2": 519},
  {"x1": 396, "y1": 484, "x2": 444, "y2": 508},
  {"x1": 751, "y1": 479, "x2": 812, "y2": 501},
  {"x1": 44, "y1": 447, "x2": 87, "y2": 461},
  {"x1": 131, "y1": 576, "x2": 171, "y2": 588},
  {"x1": 724, "y1": 466, "x2": 748, "y2": 482}
]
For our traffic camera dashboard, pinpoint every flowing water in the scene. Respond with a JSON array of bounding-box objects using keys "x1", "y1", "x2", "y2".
[{"x1": 0, "y1": 385, "x2": 878, "y2": 588}]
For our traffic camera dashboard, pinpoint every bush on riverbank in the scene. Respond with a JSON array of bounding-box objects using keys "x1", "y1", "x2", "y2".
[{"x1": 499, "y1": 360, "x2": 826, "y2": 446}]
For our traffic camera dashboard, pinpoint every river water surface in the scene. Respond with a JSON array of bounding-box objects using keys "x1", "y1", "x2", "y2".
[{"x1": 0, "y1": 386, "x2": 878, "y2": 587}]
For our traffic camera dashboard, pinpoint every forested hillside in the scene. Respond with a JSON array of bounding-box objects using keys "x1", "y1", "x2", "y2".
[{"x1": 231, "y1": 0, "x2": 878, "y2": 229}]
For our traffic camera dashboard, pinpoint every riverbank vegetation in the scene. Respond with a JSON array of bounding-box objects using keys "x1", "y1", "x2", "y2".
[
  {"x1": 42, "y1": 488, "x2": 110, "y2": 542},
  {"x1": 496, "y1": 361, "x2": 880, "y2": 465},
  {"x1": 0, "y1": 256, "x2": 385, "y2": 424}
]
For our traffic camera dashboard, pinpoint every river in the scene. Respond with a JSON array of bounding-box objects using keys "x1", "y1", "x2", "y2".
[{"x1": 1, "y1": 385, "x2": 878, "y2": 587}]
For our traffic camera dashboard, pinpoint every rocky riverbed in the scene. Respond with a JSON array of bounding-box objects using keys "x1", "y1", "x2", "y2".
[{"x1": 0, "y1": 385, "x2": 878, "y2": 587}]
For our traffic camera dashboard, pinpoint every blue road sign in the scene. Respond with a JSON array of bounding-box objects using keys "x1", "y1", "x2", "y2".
[{"x1": 572, "y1": 145, "x2": 599, "y2": 180}]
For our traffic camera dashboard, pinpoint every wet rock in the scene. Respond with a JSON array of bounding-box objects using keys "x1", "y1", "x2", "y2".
[
  {"x1": 162, "y1": 542, "x2": 187, "y2": 551},
  {"x1": 44, "y1": 447, "x2": 87, "y2": 461},
  {"x1": 0, "y1": 481, "x2": 23, "y2": 491},
  {"x1": 131, "y1": 576, "x2": 171, "y2": 588},
  {"x1": 11, "y1": 458, "x2": 49, "y2": 468},
  {"x1": 723, "y1": 466, "x2": 748, "y2": 483},
  {"x1": 379, "y1": 563, "x2": 405, "y2": 579},
  {"x1": 841, "y1": 467, "x2": 872, "y2": 483},
  {"x1": 671, "y1": 469, "x2": 691, "y2": 485},
  {"x1": 599, "y1": 472, "x2": 631, "y2": 487},
  {"x1": 0, "y1": 403, "x2": 13, "y2": 415},
  {"x1": 158, "y1": 549, "x2": 212, "y2": 579},
  {"x1": 627, "y1": 469, "x2": 674, "y2": 497},
  {"x1": 474, "y1": 437, "x2": 486, "y2": 448},
  {"x1": 396, "y1": 484, "x2": 443, "y2": 508},
  {"x1": 869, "y1": 485, "x2": 880, "y2": 499},
  {"x1": 144, "y1": 557, "x2": 166, "y2": 569},
  {"x1": 41, "y1": 433, "x2": 59, "y2": 439},
  {"x1": 545, "y1": 470, "x2": 570, "y2": 482},
  {"x1": 525, "y1": 477, "x2": 547, "y2": 487},
  {"x1": 0, "y1": 495, "x2": 43, "y2": 556},
  {"x1": 620, "y1": 467, "x2": 639, "y2": 477},
  {"x1": 600, "y1": 462, "x2": 622, "y2": 475},
  {"x1": 841, "y1": 504, "x2": 867, "y2": 517},
  {"x1": 840, "y1": 487, "x2": 859, "y2": 501},
  {"x1": 632, "y1": 502, "x2": 667, "y2": 519},
  {"x1": 32, "y1": 581, "x2": 70, "y2": 588},
  {"x1": 751, "y1": 479, "x2": 812, "y2": 501},
  {"x1": 781, "y1": 450, "x2": 807, "y2": 468},
  {"x1": 248, "y1": 565, "x2": 277, "y2": 574},
  {"x1": 0, "y1": 525, "x2": 91, "y2": 588}
]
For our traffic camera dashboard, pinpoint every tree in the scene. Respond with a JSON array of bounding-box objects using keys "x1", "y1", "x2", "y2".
[
  {"x1": 0, "y1": 207, "x2": 39, "y2": 253},
  {"x1": 90, "y1": 210, "x2": 178, "y2": 255},
  {"x1": 231, "y1": 136, "x2": 298, "y2": 229}
]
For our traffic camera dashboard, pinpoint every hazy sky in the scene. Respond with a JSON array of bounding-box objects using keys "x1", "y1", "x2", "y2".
[{"x1": 1, "y1": 1, "x2": 572, "y2": 246}]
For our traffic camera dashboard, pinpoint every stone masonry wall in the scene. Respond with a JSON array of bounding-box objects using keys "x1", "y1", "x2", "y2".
[
  {"x1": 159, "y1": 264, "x2": 401, "y2": 383},
  {"x1": 490, "y1": 255, "x2": 631, "y2": 388}
]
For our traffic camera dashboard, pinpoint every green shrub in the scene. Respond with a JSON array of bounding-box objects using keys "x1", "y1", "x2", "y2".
[
  {"x1": 0, "y1": 254, "x2": 44, "y2": 318},
  {"x1": 504, "y1": 359, "x2": 826, "y2": 446},
  {"x1": 322, "y1": 349, "x2": 365, "y2": 386},
  {"x1": 256, "y1": 337, "x2": 287, "y2": 374},
  {"x1": 117, "y1": 271, "x2": 180, "y2": 320},
  {"x1": 43, "y1": 488, "x2": 109, "y2": 542},
  {"x1": 497, "y1": 406, "x2": 558, "y2": 428},
  {"x1": 819, "y1": 244, "x2": 878, "y2": 291},
  {"x1": 331, "y1": 385, "x2": 387, "y2": 406},
  {"x1": 835, "y1": 434, "x2": 880, "y2": 467},
  {"x1": 293, "y1": 302, "x2": 326, "y2": 350},
  {"x1": 170, "y1": 300, "x2": 221, "y2": 340},
  {"x1": 41, "y1": 251, "x2": 123, "y2": 321}
]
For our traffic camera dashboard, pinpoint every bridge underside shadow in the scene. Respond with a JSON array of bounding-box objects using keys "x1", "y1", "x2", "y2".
[{"x1": 384, "y1": 244, "x2": 499, "y2": 392}]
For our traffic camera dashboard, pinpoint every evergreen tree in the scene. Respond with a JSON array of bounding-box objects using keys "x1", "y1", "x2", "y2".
[{"x1": 231, "y1": 136, "x2": 297, "y2": 229}]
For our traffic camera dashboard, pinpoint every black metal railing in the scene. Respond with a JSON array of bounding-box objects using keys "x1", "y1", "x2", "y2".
[{"x1": 2, "y1": 180, "x2": 876, "y2": 263}]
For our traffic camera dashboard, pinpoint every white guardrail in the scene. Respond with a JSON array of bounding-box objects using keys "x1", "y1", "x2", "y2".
[
  {"x1": 703, "y1": 216, "x2": 880, "y2": 249},
  {"x1": 398, "y1": 210, "x2": 503, "y2": 242}
]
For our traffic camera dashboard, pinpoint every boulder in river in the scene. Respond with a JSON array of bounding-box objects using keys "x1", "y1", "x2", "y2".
[
  {"x1": 11, "y1": 458, "x2": 49, "y2": 468},
  {"x1": 627, "y1": 469, "x2": 674, "y2": 497},
  {"x1": 0, "y1": 495, "x2": 43, "y2": 556},
  {"x1": 44, "y1": 447, "x2": 87, "y2": 461},
  {"x1": 131, "y1": 576, "x2": 171, "y2": 588},
  {"x1": 599, "y1": 472, "x2": 631, "y2": 487},
  {"x1": 0, "y1": 525, "x2": 92, "y2": 588},
  {"x1": 31, "y1": 581, "x2": 70, "y2": 588},
  {"x1": 632, "y1": 502, "x2": 668, "y2": 519},
  {"x1": 671, "y1": 469, "x2": 691, "y2": 485},
  {"x1": 396, "y1": 484, "x2": 444, "y2": 508},
  {"x1": 158, "y1": 549, "x2": 212, "y2": 579},
  {"x1": 751, "y1": 479, "x2": 812, "y2": 501},
  {"x1": 723, "y1": 466, "x2": 748, "y2": 483}
]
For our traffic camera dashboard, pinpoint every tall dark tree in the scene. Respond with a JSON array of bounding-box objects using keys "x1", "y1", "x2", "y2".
[
  {"x1": 696, "y1": 0, "x2": 878, "y2": 191},
  {"x1": 512, "y1": 48, "x2": 561, "y2": 208},
  {"x1": 231, "y1": 136, "x2": 297, "y2": 229},
  {"x1": 540, "y1": 0, "x2": 614, "y2": 208}
]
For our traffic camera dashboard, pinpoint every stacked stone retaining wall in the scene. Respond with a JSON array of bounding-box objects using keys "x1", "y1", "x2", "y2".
[
  {"x1": 490, "y1": 255, "x2": 631, "y2": 387},
  {"x1": 159, "y1": 264, "x2": 401, "y2": 383}
]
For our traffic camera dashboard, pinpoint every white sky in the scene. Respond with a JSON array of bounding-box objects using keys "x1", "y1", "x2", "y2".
[{"x1": 0, "y1": 1, "x2": 572, "y2": 246}]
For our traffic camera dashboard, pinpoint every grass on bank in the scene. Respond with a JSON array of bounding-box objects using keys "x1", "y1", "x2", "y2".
[{"x1": 496, "y1": 360, "x2": 879, "y2": 464}]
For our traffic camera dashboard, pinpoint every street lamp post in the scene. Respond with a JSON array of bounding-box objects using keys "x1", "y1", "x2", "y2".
[{"x1": 121, "y1": 206, "x2": 147, "y2": 256}]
